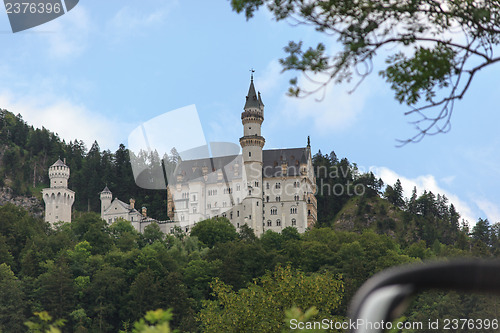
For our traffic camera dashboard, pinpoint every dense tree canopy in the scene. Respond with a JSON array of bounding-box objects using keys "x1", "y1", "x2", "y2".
[
  {"x1": 0, "y1": 197, "x2": 496, "y2": 331},
  {"x1": 230, "y1": 0, "x2": 500, "y2": 143},
  {"x1": 190, "y1": 217, "x2": 238, "y2": 248},
  {"x1": 198, "y1": 264, "x2": 343, "y2": 333}
]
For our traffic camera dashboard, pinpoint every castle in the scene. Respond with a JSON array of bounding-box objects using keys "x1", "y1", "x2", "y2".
[
  {"x1": 42, "y1": 159, "x2": 75, "y2": 225},
  {"x1": 99, "y1": 186, "x2": 166, "y2": 233},
  {"x1": 165, "y1": 76, "x2": 317, "y2": 236},
  {"x1": 99, "y1": 186, "x2": 143, "y2": 224},
  {"x1": 43, "y1": 76, "x2": 318, "y2": 236}
]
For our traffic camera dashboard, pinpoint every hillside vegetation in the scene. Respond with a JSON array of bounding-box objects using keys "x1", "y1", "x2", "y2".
[
  {"x1": 0, "y1": 110, "x2": 167, "y2": 219},
  {"x1": 0, "y1": 109, "x2": 499, "y2": 332}
]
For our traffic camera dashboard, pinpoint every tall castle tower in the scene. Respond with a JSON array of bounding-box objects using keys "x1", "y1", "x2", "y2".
[
  {"x1": 100, "y1": 186, "x2": 112, "y2": 219},
  {"x1": 42, "y1": 159, "x2": 75, "y2": 225},
  {"x1": 239, "y1": 72, "x2": 265, "y2": 234}
]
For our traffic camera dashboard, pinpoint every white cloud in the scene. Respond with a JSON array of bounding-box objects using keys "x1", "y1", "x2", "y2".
[
  {"x1": 279, "y1": 72, "x2": 373, "y2": 133},
  {"x1": 107, "y1": 1, "x2": 178, "y2": 36},
  {"x1": 0, "y1": 90, "x2": 128, "y2": 151},
  {"x1": 440, "y1": 175, "x2": 456, "y2": 186},
  {"x1": 473, "y1": 198, "x2": 500, "y2": 224},
  {"x1": 255, "y1": 60, "x2": 284, "y2": 95},
  {"x1": 35, "y1": 5, "x2": 92, "y2": 59},
  {"x1": 110, "y1": 7, "x2": 166, "y2": 30},
  {"x1": 371, "y1": 166, "x2": 477, "y2": 225}
]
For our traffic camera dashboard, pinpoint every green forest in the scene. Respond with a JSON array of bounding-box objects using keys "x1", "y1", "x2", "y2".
[{"x1": 0, "y1": 109, "x2": 499, "y2": 332}]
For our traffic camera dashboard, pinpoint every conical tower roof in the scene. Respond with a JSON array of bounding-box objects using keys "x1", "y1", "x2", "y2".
[
  {"x1": 258, "y1": 91, "x2": 264, "y2": 107},
  {"x1": 244, "y1": 76, "x2": 263, "y2": 110},
  {"x1": 51, "y1": 159, "x2": 66, "y2": 167},
  {"x1": 101, "y1": 185, "x2": 112, "y2": 194}
]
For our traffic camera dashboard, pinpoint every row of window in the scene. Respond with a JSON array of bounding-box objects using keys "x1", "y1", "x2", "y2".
[
  {"x1": 181, "y1": 182, "x2": 305, "y2": 200},
  {"x1": 182, "y1": 181, "x2": 300, "y2": 196},
  {"x1": 264, "y1": 181, "x2": 300, "y2": 190},
  {"x1": 264, "y1": 218, "x2": 297, "y2": 227},
  {"x1": 270, "y1": 207, "x2": 298, "y2": 215},
  {"x1": 206, "y1": 185, "x2": 244, "y2": 196},
  {"x1": 264, "y1": 194, "x2": 302, "y2": 202},
  {"x1": 180, "y1": 192, "x2": 198, "y2": 201},
  {"x1": 169, "y1": 226, "x2": 190, "y2": 233},
  {"x1": 229, "y1": 211, "x2": 240, "y2": 219},
  {"x1": 203, "y1": 204, "x2": 299, "y2": 216},
  {"x1": 207, "y1": 199, "x2": 241, "y2": 210}
]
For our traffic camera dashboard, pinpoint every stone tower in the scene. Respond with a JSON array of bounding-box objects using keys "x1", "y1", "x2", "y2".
[
  {"x1": 42, "y1": 159, "x2": 75, "y2": 225},
  {"x1": 239, "y1": 73, "x2": 265, "y2": 234},
  {"x1": 100, "y1": 186, "x2": 112, "y2": 219}
]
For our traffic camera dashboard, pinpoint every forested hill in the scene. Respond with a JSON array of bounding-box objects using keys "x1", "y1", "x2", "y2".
[
  {"x1": 0, "y1": 109, "x2": 168, "y2": 219},
  {"x1": 311, "y1": 150, "x2": 475, "y2": 249},
  {"x1": 2, "y1": 109, "x2": 500, "y2": 332}
]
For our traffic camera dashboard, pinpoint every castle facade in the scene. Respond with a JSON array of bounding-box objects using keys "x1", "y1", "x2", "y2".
[
  {"x1": 166, "y1": 77, "x2": 317, "y2": 236},
  {"x1": 100, "y1": 186, "x2": 179, "y2": 233}
]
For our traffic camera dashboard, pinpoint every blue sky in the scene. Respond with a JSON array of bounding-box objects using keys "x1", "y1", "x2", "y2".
[{"x1": 1, "y1": 0, "x2": 499, "y2": 226}]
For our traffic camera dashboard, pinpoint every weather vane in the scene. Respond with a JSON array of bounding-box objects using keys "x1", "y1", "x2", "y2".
[{"x1": 250, "y1": 68, "x2": 255, "y2": 81}]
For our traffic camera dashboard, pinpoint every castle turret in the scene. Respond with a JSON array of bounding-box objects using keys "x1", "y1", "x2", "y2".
[
  {"x1": 239, "y1": 72, "x2": 265, "y2": 234},
  {"x1": 42, "y1": 159, "x2": 75, "y2": 226},
  {"x1": 100, "y1": 186, "x2": 112, "y2": 219},
  {"x1": 49, "y1": 158, "x2": 70, "y2": 188}
]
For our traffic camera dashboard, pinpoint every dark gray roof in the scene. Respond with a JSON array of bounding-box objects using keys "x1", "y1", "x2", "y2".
[
  {"x1": 51, "y1": 159, "x2": 66, "y2": 167},
  {"x1": 101, "y1": 186, "x2": 111, "y2": 194},
  {"x1": 262, "y1": 148, "x2": 309, "y2": 178},
  {"x1": 170, "y1": 147, "x2": 310, "y2": 184},
  {"x1": 244, "y1": 80, "x2": 262, "y2": 110},
  {"x1": 169, "y1": 155, "x2": 243, "y2": 185},
  {"x1": 114, "y1": 198, "x2": 140, "y2": 214}
]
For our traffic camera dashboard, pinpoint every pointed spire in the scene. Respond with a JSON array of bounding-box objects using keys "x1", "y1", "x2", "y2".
[
  {"x1": 307, "y1": 136, "x2": 310, "y2": 148},
  {"x1": 244, "y1": 75, "x2": 260, "y2": 110},
  {"x1": 101, "y1": 185, "x2": 111, "y2": 194},
  {"x1": 258, "y1": 91, "x2": 264, "y2": 107}
]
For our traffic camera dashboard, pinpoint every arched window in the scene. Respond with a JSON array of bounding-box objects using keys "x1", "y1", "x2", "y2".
[
  {"x1": 276, "y1": 219, "x2": 281, "y2": 226},
  {"x1": 267, "y1": 220, "x2": 272, "y2": 227},
  {"x1": 291, "y1": 218, "x2": 296, "y2": 226},
  {"x1": 271, "y1": 207, "x2": 277, "y2": 215}
]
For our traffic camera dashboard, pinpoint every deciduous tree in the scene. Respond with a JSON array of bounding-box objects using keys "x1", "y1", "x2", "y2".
[{"x1": 198, "y1": 264, "x2": 343, "y2": 333}]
